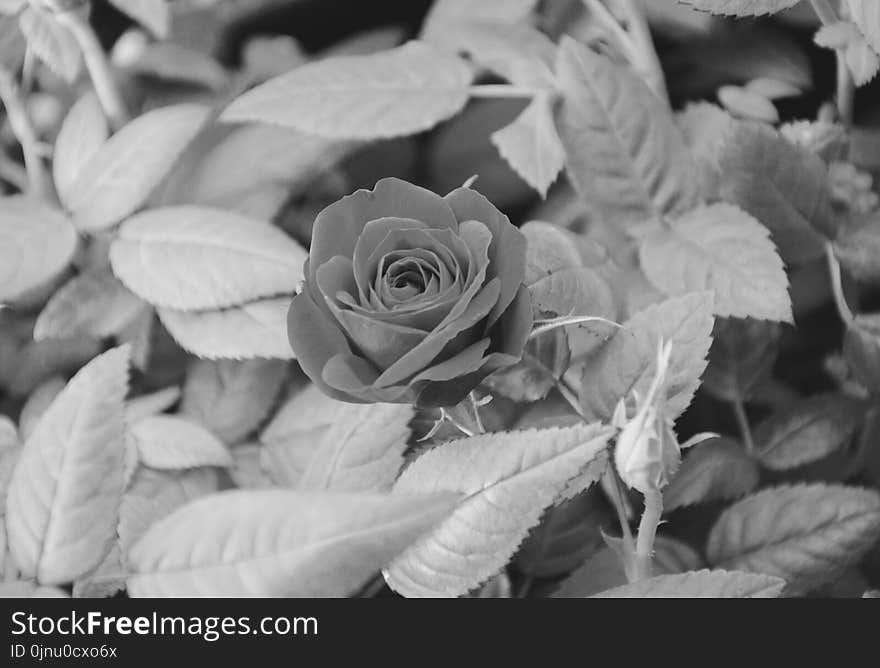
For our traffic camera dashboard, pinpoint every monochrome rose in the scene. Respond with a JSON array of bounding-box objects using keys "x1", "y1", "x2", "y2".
[{"x1": 287, "y1": 177, "x2": 532, "y2": 407}]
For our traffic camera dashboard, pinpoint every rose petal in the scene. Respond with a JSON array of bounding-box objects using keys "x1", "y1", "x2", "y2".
[
  {"x1": 335, "y1": 309, "x2": 427, "y2": 369},
  {"x1": 287, "y1": 289, "x2": 362, "y2": 402},
  {"x1": 445, "y1": 187, "x2": 527, "y2": 326},
  {"x1": 310, "y1": 178, "x2": 457, "y2": 284},
  {"x1": 322, "y1": 353, "x2": 410, "y2": 403},
  {"x1": 351, "y1": 216, "x2": 427, "y2": 299},
  {"x1": 375, "y1": 278, "x2": 501, "y2": 388}
]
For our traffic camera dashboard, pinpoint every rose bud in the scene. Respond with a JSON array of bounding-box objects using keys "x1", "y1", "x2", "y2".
[{"x1": 288, "y1": 177, "x2": 532, "y2": 408}]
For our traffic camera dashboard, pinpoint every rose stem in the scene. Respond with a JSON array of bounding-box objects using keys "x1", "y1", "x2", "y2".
[
  {"x1": 55, "y1": 8, "x2": 129, "y2": 130},
  {"x1": 731, "y1": 393, "x2": 757, "y2": 457},
  {"x1": 633, "y1": 489, "x2": 662, "y2": 581},
  {"x1": 0, "y1": 67, "x2": 49, "y2": 197},
  {"x1": 825, "y1": 241, "x2": 856, "y2": 327}
]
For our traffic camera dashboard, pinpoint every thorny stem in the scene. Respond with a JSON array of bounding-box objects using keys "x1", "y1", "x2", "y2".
[
  {"x1": 731, "y1": 394, "x2": 756, "y2": 457},
  {"x1": 0, "y1": 69, "x2": 49, "y2": 197},
  {"x1": 55, "y1": 9, "x2": 129, "y2": 130},
  {"x1": 634, "y1": 489, "x2": 662, "y2": 580},
  {"x1": 809, "y1": 0, "x2": 855, "y2": 126},
  {"x1": 825, "y1": 241, "x2": 856, "y2": 327}
]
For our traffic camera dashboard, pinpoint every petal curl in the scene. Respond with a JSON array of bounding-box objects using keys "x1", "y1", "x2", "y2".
[
  {"x1": 287, "y1": 289, "x2": 362, "y2": 403},
  {"x1": 445, "y1": 187, "x2": 527, "y2": 326},
  {"x1": 322, "y1": 354, "x2": 410, "y2": 403}
]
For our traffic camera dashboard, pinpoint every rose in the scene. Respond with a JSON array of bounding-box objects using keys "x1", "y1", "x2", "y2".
[{"x1": 287, "y1": 177, "x2": 532, "y2": 407}]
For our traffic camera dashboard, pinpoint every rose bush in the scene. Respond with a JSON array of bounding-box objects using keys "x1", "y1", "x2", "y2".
[{"x1": 287, "y1": 177, "x2": 532, "y2": 407}]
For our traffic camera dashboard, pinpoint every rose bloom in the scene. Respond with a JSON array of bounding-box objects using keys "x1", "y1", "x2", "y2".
[{"x1": 288, "y1": 177, "x2": 532, "y2": 407}]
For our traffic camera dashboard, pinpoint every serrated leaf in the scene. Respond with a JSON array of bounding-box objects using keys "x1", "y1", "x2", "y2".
[
  {"x1": 5, "y1": 346, "x2": 129, "y2": 585},
  {"x1": 702, "y1": 317, "x2": 780, "y2": 402},
  {"x1": 718, "y1": 122, "x2": 831, "y2": 261},
  {"x1": 72, "y1": 542, "x2": 126, "y2": 598},
  {"x1": 707, "y1": 484, "x2": 880, "y2": 591},
  {"x1": 53, "y1": 92, "x2": 109, "y2": 208},
  {"x1": 591, "y1": 569, "x2": 785, "y2": 597},
  {"x1": 260, "y1": 385, "x2": 412, "y2": 492},
  {"x1": 555, "y1": 37, "x2": 701, "y2": 225},
  {"x1": 128, "y1": 489, "x2": 458, "y2": 597},
  {"x1": 846, "y1": 0, "x2": 880, "y2": 55},
  {"x1": 754, "y1": 394, "x2": 864, "y2": 470},
  {"x1": 34, "y1": 271, "x2": 144, "y2": 341},
  {"x1": 385, "y1": 422, "x2": 613, "y2": 597},
  {"x1": 579, "y1": 292, "x2": 715, "y2": 421},
  {"x1": 221, "y1": 40, "x2": 473, "y2": 140},
  {"x1": 664, "y1": 437, "x2": 759, "y2": 511},
  {"x1": 108, "y1": 0, "x2": 169, "y2": 39},
  {"x1": 678, "y1": 0, "x2": 801, "y2": 16},
  {"x1": 639, "y1": 204, "x2": 792, "y2": 322},
  {"x1": 129, "y1": 415, "x2": 232, "y2": 471},
  {"x1": 0, "y1": 197, "x2": 77, "y2": 303},
  {"x1": 491, "y1": 94, "x2": 565, "y2": 198},
  {"x1": 157, "y1": 298, "x2": 294, "y2": 360},
  {"x1": 110, "y1": 207, "x2": 306, "y2": 310},
  {"x1": 514, "y1": 491, "x2": 610, "y2": 578},
  {"x1": 181, "y1": 359, "x2": 287, "y2": 445},
  {"x1": 18, "y1": 6, "x2": 80, "y2": 82},
  {"x1": 65, "y1": 104, "x2": 210, "y2": 231}
]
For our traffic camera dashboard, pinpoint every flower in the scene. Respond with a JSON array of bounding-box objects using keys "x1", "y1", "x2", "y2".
[
  {"x1": 613, "y1": 340, "x2": 715, "y2": 495},
  {"x1": 288, "y1": 177, "x2": 532, "y2": 407}
]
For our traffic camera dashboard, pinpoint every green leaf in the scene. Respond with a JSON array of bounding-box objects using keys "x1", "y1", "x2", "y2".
[
  {"x1": 707, "y1": 484, "x2": 880, "y2": 591},
  {"x1": 33, "y1": 271, "x2": 144, "y2": 341},
  {"x1": 5, "y1": 346, "x2": 129, "y2": 585},
  {"x1": 678, "y1": 0, "x2": 802, "y2": 16},
  {"x1": 491, "y1": 94, "x2": 564, "y2": 198},
  {"x1": 579, "y1": 292, "x2": 715, "y2": 421},
  {"x1": 844, "y1": 314, "x2": 880, "y2": 394},
  {"x1": 834, "y1": 212, "x2": 880, "y2": 281},
  {"x1": 514, "y1": 491, "x2": 610, "y2": 578},
  {"x1": 129, "y1": 415, "x2": 232, "y2": 471},
  {"x1": 127, "y1": 489, "x2": 458, "y2": 597},
  {"x1": 754, "y1": 393, "x2": 865, "y2": 470},
  {"x1": 591, "y1": 569, "x2": 785, "y2": 598},
  {"x1": 717, "y1": 85, "x2": 779, "y2": 123},
  {"x1": 108, "y1": 0, "x2": 169, "y2": 39},
  {"x1": 717, "y1": 122, "x2": 831, "y2": 262},
  {"x1": 221, "y1": 40, "x2": 473, "y2": 140},
  {"x1": 0, "y1": 196, "x2": 77, "y2": 303},
  {"x1": 260, "y1": 385, "x2": 413, "y2": 492},
  {"x1": 119, "y1": 467, "x2": 219, "y2": 566},
  {"x1": 17, "y1": 6, "x2": 80, "y2": 82},
  {"x1": 18, "y1": 377, "x2": 65, "y2": 443},
  {"x1": 182, "y1": 124, "x2": 349, "y2": 214},
  {"x1": 702, "y1": 317, "x2": 780, "y2": 402},
  {"x1": 64, "y1": 104, "x2": 210, "y2": 232},
  {"x1": 420, "y1": 0, "x2": 540, "y2": 50},
  {"x1": 555, "y1": 37, "x2": 701, "y2": 224},
  {"x1": 1, "y1": 15, "x2": 25, "y2": 72},
  {"x1": 384, "y1": 422, "x2": 613, "y2": 597},
  {"x1": 520, "y1": 221, "x2": 586, "y2": 286},
  {"x1": 675, "y1": 102, "x2": 736, "y2": 200},
  {"x1": 125, "y1": 387, "x2": 181, "y2": 425},
  {"x1": 846, "y1": 1, "x2": 880, "y2": 56},
  {"x1": 180, "y1": 359, "x2": 287, "y2": 445},
  {"x1": 439, "y1": 19, "x2": 555, "y2": 88},
  {"x1": 53, "y1": 92, "x2": 109, "y2": 208},
  {"x1": 664, "y1": 437, "x2": 759, "y2": 511},
  {"x1": 109, "y1": 206, "x2": 306, "y2": 310},
  {"x1": 639, "y1": 203, "x2": 792, "y2": 322},
  {"x1": 157, "y1": 299, "x2": 295, "y2": 360}
]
